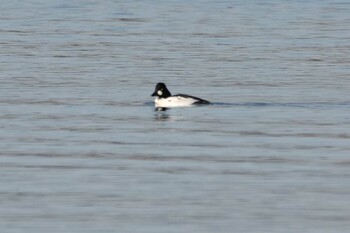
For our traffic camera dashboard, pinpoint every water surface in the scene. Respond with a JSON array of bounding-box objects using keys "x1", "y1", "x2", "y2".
[{"x1": 1, "y1": 0, "x2": 350, "y2": 232}]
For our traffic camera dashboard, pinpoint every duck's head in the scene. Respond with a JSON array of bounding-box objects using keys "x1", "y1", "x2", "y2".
[{"x1": 151, "y1": 83, "x2": 171, "y2": 98}]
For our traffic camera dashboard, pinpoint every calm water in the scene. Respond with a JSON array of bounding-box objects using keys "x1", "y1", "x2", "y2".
[{"x1": 1, "y1": 0, "x2": 350, "y2": 232}]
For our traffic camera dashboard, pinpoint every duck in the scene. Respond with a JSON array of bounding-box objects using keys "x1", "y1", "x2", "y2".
[{"x1": 151, "y1": 83, "x2": 210, "y2": 108}]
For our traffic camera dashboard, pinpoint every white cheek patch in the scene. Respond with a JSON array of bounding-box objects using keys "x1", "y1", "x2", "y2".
[{"x1": 157, "y1": 90, "x2": 163, "y2": 96}]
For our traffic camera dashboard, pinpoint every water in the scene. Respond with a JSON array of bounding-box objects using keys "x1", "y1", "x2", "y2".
[{"x1": 1, "y1": 0, "x2": 350, "y2": 232}]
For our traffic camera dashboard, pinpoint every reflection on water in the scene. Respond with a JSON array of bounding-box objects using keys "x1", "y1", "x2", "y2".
[
  {"x1": 154, "y1": 109, "x2": 171, "y2": 121},
  {"x1": 1, "y1": 0, "x2": 350, "y2": 233},
  {"x1": 154, "y1": 107, "x2": 169, "y2": 112}
]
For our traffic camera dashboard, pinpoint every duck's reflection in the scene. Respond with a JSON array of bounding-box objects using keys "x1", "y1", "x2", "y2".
[
  {"x1": 155, "y1": 107, "x2": 168, "y2": 112},
  {"x1": 154, "y1": 107, "x2": 170, "y2": 121}
]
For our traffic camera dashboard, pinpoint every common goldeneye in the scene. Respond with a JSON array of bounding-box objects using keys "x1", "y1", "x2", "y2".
[{"x1": 151, "y1": 83, "x2": 210, "y2": 108}]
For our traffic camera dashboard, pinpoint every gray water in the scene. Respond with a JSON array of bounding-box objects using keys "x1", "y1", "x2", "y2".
[{"x1": 1, "y1": 0, "x2": 350, "y2": 232}]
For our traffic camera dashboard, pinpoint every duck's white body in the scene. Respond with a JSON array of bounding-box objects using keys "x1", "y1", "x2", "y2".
[{"x1": 155, "y1": 95, "x2": 200, "y2": 108}]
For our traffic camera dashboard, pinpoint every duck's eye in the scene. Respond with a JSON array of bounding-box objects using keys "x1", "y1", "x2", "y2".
[{"x1": 157, "y1": 90, "x2": 163, "y2": 96}]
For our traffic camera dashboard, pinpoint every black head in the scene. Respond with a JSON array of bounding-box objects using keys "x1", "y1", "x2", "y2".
[{"x1": 151, "y1": 83, "x2": 171, "y2": 98}]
